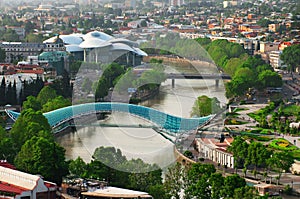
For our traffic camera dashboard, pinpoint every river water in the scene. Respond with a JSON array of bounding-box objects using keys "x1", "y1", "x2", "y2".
[{"x1": 56, "y1": 63, "x2": 227, "y2": 169}]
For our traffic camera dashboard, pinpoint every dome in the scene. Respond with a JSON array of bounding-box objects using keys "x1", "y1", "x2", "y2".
[
  {"x1": 109, "y1": 38, "x2": 137, "y2": 47},
  {"x1": 65, "y1": 44, "x2": 83, "y2": 52},
  {"x1": 82, "y1": 31, "x2": 114, "y2": 41},
  {"x1": 44, "y1": 34, "x2": 83, "y2": 45},
  {"x1": 79, "y1": 38, "x2": 112, "y2": 49},
  {"x1": 111, "y1": 43, "x2": 135, "y2": 52}
]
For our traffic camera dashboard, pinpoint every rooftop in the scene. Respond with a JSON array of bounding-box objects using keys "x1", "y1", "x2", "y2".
[{"x1": 81, "y1": 186, "x2": 152, "y2": 198}]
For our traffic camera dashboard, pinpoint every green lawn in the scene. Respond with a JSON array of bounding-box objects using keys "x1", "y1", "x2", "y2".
[
  {"x1": 269, "y1": 138, "x2": 298, "y2": 151},
  {"x1": 283, "y1": 105, "x2": 300, "y2": 115}
]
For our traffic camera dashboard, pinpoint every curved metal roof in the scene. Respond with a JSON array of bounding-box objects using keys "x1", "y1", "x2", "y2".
[
  {"x1": 111, "y1": 43, "x2": 135, "y2": 52},
  {"x1": 109, "y1": 38, "x2": 137, "y2": 47},
  {"x1": 82, "y1": 31, "x2": 114, "y2": 41},
  {"x1": 43, "y1": 34, "x2": 83, "y2": 45},
  {"x1": 6, "y1": 102, "x2": 213, "y2": 133},
  {"x1": 79, "y1": 38, "x2": 112, "y2": 49},
  {"x1": 65, "y1": 44, "x2": 83, "y2": 52},
  {"x1": 133, "y1": 47, "x2": 148, "y2": 56}
]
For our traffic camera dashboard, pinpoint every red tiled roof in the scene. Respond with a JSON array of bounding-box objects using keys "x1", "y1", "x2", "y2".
[
  {"x1": 0, "y1": 182, "x2": 28, "y2": 195},
  {"x1": 44, "y1": 182, "x2": 56, "y2": 188},
  {"x1": 0, "y1": 161, "x2": 16, "y2": 170}
]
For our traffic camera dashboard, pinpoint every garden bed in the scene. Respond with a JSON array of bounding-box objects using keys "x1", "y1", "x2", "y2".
[{"x1": 269, "y1": 138, "x2": 298, "y2": 151}]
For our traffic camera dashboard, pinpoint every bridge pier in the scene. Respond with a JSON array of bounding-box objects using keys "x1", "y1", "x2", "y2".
[
  {"x1": 172, "y1": 78, "x2": 175, "y2": 88},
  {"x1": 215, "y1": 79, "x2": 219, "y2": 88}
]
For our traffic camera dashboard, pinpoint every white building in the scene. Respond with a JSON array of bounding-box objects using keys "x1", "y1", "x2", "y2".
[
  {"x1": 195, "y1": 137, "x2": 234, "y2": 168},
  {"x1": 268, "y1": 50, "x2": 286, "y2": 70},
  {"x1": 0, "y1": 165, "x2": 57, "y2": 199},
  {"x1": 169, "y1": 0, "x2": 185, "y2": 7}
]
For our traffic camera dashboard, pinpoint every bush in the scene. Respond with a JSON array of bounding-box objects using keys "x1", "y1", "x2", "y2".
[{"x1": 199, "y1": 157, "x2": 205, "y2": 162}]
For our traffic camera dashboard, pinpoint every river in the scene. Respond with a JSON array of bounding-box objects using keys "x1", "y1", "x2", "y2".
[{"x1": 56, "y1": 62, "x2": 227, "y2": 170}]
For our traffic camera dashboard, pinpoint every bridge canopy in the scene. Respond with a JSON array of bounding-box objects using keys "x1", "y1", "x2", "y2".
[{"x1": 6, "y1": 102, "x2": 213, "y2": 133}]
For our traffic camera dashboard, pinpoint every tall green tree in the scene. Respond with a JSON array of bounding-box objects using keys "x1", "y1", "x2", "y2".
[
  {"x1": 14, "y1": 136, "x2": 68, "y2": 184},
  {"x1": 191, "y1": 95, "x2": 221, "y2": 117},
  {"x1": 227, "y1": 136, "x2": 249, "y2": 173},
  {"x1": 0, "y1": 48, "x2": 6, "y2": 62},
  {"x1": 0, "y1": 77, "x2": 6, "y2": 105},
  {"x1": 41, "y1": 96, "x2": 71, "y2": 112},
  {"x1": 269, "y1": 151, "x2": 294, "y2": 184},
  {"x1": 37, "y1": 86, "x2": 58, "y2": 106},
  {"x1": 68, "y1": 156, "x2": 87, "y2": 177},
  {"x1": 164, "y1": 163, "x2": 187, "y2": 199},
  {"x1": 280, "y1": 44, "x2": 300, "y2": 72},
  {"x1": 258, "y1": 70, "x2": 282, "y2": 88},
  {"x1": 0, "y1": 126, "x2": 15, "y2": 163},
  {"x1": 22, "y1": 96, "x2": 42, "y2": 111},
  {"x1": 9, "y1": 109, "x2": 52, "y2": 154}
]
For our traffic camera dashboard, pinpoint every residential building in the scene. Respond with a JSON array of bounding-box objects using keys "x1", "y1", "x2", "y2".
[
  {"x1": 0, "y1": 42, "x2": 45, "y2": 63},
  {"x1": 268, "y1": 51, "x2": 286, "y2": 70},
  {"x1": 195, "y1": 136, "x2": 234, "y2": 169},
  {"x1": 223, "y1": 1, "x2": 238, "y2": 8},
  {"x1": 268, "y1": 23, "x2": 279, "y2": 32},
  {"x1": 0, "y1": 165, "x2": 57, "y2": 199},
  {"x1": 38, "y1": 51, "x2": 69, "y2": 76},
  {"x1": 169, "y1": 0, "x2": 185, "y2": 7},
  {"x1": 43, "y1": 34, "x2": 66, "y2": 52},
  {"x1": 260, "y1": 42, "x2": 279, "y2": 53}
]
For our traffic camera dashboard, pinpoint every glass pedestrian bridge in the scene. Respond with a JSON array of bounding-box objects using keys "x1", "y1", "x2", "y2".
[{"x1": 6, "y1": 102, "x2": 214, "y2": 133}]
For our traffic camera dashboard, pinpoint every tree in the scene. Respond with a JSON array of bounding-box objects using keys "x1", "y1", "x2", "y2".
[
  {"x1": 224, "y1": 58, "x2": 243, "y2": 76},
  {"x1": 2, "y1": 29, "x2": 20, "y2": 42},
  {"x1": 280, "y1": 44, "x2": 300, "y2": 72},
  {"x1": 183, "y1": 150, "x2": 193, "y2": 159},
  {"x1": 164, "y1": 163, "x2": 187, "y2": 199},
  {"x1": 0, "y1": 126, "x2": 15, "y2": 163},
  {"x1": 233, "y1": 186, "x2": 257, "y2": 199},
  {"x1": 148, "y1": 184, "x2": 168, "y2": 199},
  {"x1": 140, "y1": 20, "x2": 147, "y2": 27},
  {"x1": 37, "y1": 86, "x2": 58, "y2": 106},
  {"x1": 68, "y1": 157, "x2": 87, "y2": 177},
  {"x1": 41, "y1": 96, "x2": 71, "y2": 112},
  {"x1": 9, "y1": 109, "x2": 52, "y2": 154},
  {"x1": 258, "y1": 70, "x2": 282, "y2": 88},
  {"x1": 22, "y1": 96, "x2": 42, "y2": 111},
  {"x1": 95, "y1": 77, "x2": 109, "y2": 101},
  {"x1": 14, "y1": 136, "x2": 68, "y2": 184},
  {"x1": 269, "y1": 152, "x2": 294, "y2": 184},
  {"x1": 191, "y1": 95, "x2": 221, "y2": 117},
  {"x1": 127, "y1": 159, "x2": 162, "y2": 191},
  {"x1": 24, "y1": 21, "x2": 35, "y2": 34},
  {"x1": 227, "y1": 136, "x2": 249, "y2": 173},
  {"x1": 25, "y1": 33, "x2": 44, "y2": 43},
  {"x1": 47, "y1": 70, "x2": 72, "y2": 98},
  {"x1": 247, "y1": 142, "x2": 271, "y2": 179},
  {"x1": 0, "y1": 48, "x2": 6, "y2": 62},
  {"x1": 0, "y1": 77, "x2": 6, "y2": 105},
  {"x1": 93, "y1": 146, "x2": 127, "y2": 169},
  {"x1": 222, "y1": 174, "x2": 246, "y2": 198}
]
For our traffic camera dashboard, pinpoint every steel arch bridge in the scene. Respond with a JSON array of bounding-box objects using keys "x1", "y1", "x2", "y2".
[{"x1": 6, "y1": 102, "x2": 213, "y2": 133}]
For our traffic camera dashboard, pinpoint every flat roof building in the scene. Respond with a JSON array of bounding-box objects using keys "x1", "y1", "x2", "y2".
[{"x1": 81, "y1": 186, "x2": 153, "y2": 199}]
